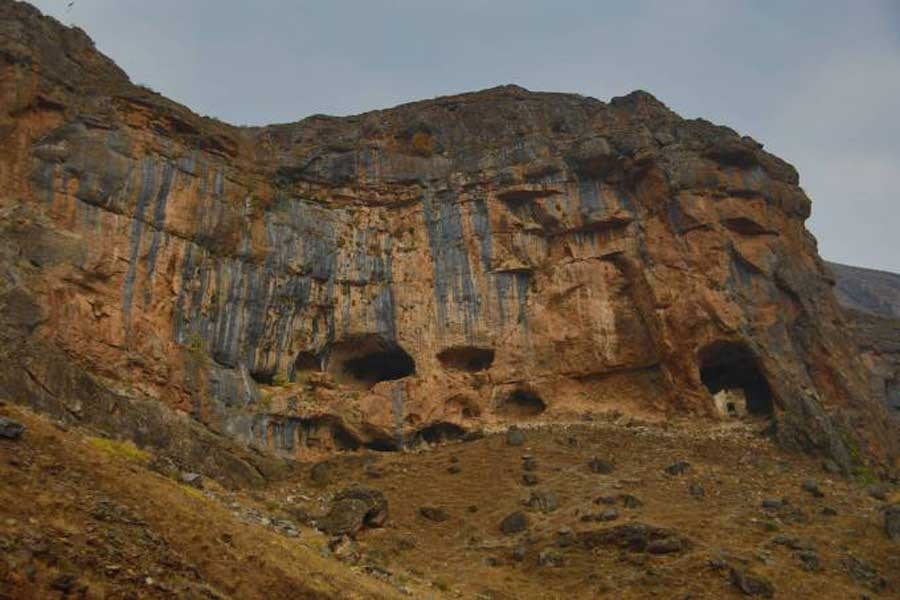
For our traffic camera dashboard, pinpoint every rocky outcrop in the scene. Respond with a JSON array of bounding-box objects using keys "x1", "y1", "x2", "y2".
[
  {"x1": 0, "y1": 1, "x2": 895, "y2": 476},
  {"x1": 829, "y1": 262, "x2": 900, "y2": 320}
]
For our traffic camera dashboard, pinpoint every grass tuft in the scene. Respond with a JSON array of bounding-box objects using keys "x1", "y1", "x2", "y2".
[{"x1": 88, "y1": 437, "x2": 152, "y2": 464}]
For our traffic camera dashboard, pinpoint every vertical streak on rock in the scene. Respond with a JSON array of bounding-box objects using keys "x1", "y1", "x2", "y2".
[
  {"x1": 122, "y1": 156, "x2": 157, "y2": 332},
  {"x1": 143, "y1": 161, "x2": 174, "y2": 306},
  {"x1": 422, "y1": 190, "x2": 480, "y2": 335},
  {"x1": 391, "y1": 383, "x2": 405, "y2": 449}
]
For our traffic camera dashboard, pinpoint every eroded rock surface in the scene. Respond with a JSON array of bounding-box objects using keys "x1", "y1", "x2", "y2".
[{"x1": 0, "y1": 1, "x2": 896, "y2": 476}]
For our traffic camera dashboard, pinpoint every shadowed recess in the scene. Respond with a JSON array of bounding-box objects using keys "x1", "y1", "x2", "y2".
[
  {"x1": 698, "y1": 341, "x2": 773, "y2": 416},
  {"x1": 413, "y1": 421, "x2": 467, "y2": 446},
  {"x1": 436, "y1": 346, "x2": 495, "y2": 372},
  {"x1": 327, "y1": 335, "x2": 416, "y2": 388},
  {"x1": 498, "y1": 388, "x2": 546, "y2": 417}
]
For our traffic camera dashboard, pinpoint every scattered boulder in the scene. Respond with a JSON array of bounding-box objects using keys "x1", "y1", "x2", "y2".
[
  {"x1": 447, "y1": 464, "x2": 462, "y2": 475},
  {"x1": 499, "y1": 511, "x2": 529, "y2": 534},
  {"x1": 512, "y1": 544, "x2": 527, "y2": 561},
  {"x1": 522, "y1": 455, "x2": 538, "y2": 472},
  {"x1": 538, "y1": 548, "x2": 563, "y2": 567},
  {"x1": 620, "y1": 494, "x2": 643, "y2": 508},
  {"x1": 0, "y1": 416, "x2": 25, "y2": 440},
  {"x1": 821, "y1": 459, "x2": 842, "y2": 475},
  {"x1": 729, "y1": 568, "x2": 774, "y2": 597},
  {"x1": 419, "y1": 506, "x2": 449, "y2": 522},
  {"x1": 796, "y1": 549, "x2": 821, "y2": 572},
  {"x1": 821, "y1": 506, "x2": 838, "y2": 516},
  {"x1": 646, "y1": 537, "x2": 683, "y2": 555},
  {"x1": 522, "y1": 473, "x2": 539, "y2": 486},
  {"x1": 576, "y1": 522, "x2": 687, "y2": 554},
  {"x1": 801, "y1": 479, "x2": 824, "y2": 498},
  {"x1": 180, "y1": 472, "x2": 203, "y2": 489},
  {"x1": 761, "y1": 498, "x2": 784, "y2": 510},
  {"x1": 843, "y1": 554, "x2": 887, "y2": 592},
  {"x1": 316, "y1": 486, "x2": 388, "y2": 537},
  {"x1": 555, "y1": 527, "x2": 574, "y2": 547},
  {"x1": 688, "y1": 482, "x2": 705, "y2": 499},
  {"x1": 599, "y1": 508, "x2": 619, "y2": 521},
  {"x1": 866, "y1": 483, "x2": 889, "y2": 501},
  {"x1": 588, "y1": 457, "x2": 615, "y2": 474},
  {"x1": 527, "y1": 490, "x2": 559, "y2": 514},
  {"x1": 883, "y1": 504, "x2": 900, "y2": 541},
  {"x1": 506, "y1": 426, "x2": 525, "y2": 447},
  {"x1": 595, "y1": 495, "x2": 616, "y2": 505},
  {"x1": 50, "y1": 573, "x2": 79, "y2": 594},
  {"x1": 665, "y1": 461, "x2": 690, "y2": 476}
]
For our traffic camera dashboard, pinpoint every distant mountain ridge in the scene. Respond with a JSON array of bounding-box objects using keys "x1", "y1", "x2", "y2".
[{"x1": 829, "y1": 262, "x2": 900, "y2": 319}]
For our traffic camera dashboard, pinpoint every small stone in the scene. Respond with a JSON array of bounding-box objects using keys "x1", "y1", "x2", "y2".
[
  {"x1": 180, "y1": 472, "x2": 203, "y2": 489},
  {"x1": 482, "y1": 556, "x2": 499, "y2": 567},
  {"x1": 688, "y1": 482, "x2": 705, "y2": 498},
  {"x1": 594, "y1": 495, "x2": 616, "y2": 505},
  {"x1": 599, "y1": 508, "x2": 619, "y2": 521},
  {"x1": 883, "y1": 504, "x2": 900, "y2": 541},
  {"x1": 556, "y1": 527, "x2": 574, "y2": 547},
  {"x1": 0, "y1": 417, "x2": 25, "y2": 440},
  {"x1": 665, "y1": 461, "x2": 690, "y2": 476},
  {"x1": 647, "y1": 537, "x2": 683, "y2": 554},
  {"x1": 419, "y1": 506, "x2": 449, "y2": 522},
  {"x1": 447, "y1": 464, "x2": 461, "y2": 474},
  {"x1": 866, "y1": 484, "x2": 888, "y2": 501},
  {"x1": 821, "y1": 506, "x2": 838, "y2": 516},
  {"x1": 538, "y1": 548, "x2": 563, "y2": 567},
  {"x1": 499, "y1": 511, "x2": 529, "y2": 535},
  {"x1": 449, "y1": 455, "x2": 459, "y2": 463},
  {"x1": 527, "y1": 490, "x2": 559, "y2": 514},
  {"x1": 50, "y1": 573, "x2": 78, "y2": 593},
  {"x1": 512, "y1": 544, "x2": 527, "y2": 561},
  {"x1": 620, "y1": 494, "x2": 643, "y2": 508},
  {"x1": 522, "y1": 473, "x2": 539, "y2": 486},
  {"x1": 801, "y1": 479, "x2": 824, "y2": 498},
  {"x1": 822, "y1": 459, "x2": 842, "y2": 474},
  {"x1": 796, "y1": 550, "x2": 821, "y2": 572},
  {"x1": 588, "y1": 457, "x2": 615, "y2": 474},
  {"x1": 729, "y1": 567, "x2": 774, "y2": 597},
  {"x1": 761, "y1": 498, "x2": 783, "y2": 510},
  {"x1": 467, "y1": 505, "x2": 478, "y2": 513},
  {"x1": 506, "y1": 426, "x2": 525, "y2": 447},
  {"x1": 522, "y1": 457, "x2": 538, "y2": 472}
]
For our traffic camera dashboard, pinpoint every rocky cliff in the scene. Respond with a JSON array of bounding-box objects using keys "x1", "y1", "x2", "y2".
[{"x1": 0, "y1": 0, "x2": 895, "y2": 480}]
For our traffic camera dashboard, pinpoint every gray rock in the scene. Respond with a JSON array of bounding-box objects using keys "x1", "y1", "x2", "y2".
[
  {"x1": 499, "y1": 511, "x2": 529, "y2": 534},
  {"x1": 527, "y1": 490, "x2": 559, "y2": 514},
  {"x1": 801, "y1": 479, "x2": 824, "y2": 498},
  {"x1": 522, "y1": 473, "x2": 539, "y2": 486},
  {"x1": 506, "y1": 426, "x2": 525, "y2": 447},
  {"x1": 866, "y1": 483, "x2": 888, "y2": 501},
  {"x1": 647, "y1": 537, "x2": 683, "y2": 554},
  {"x1": 522, "y1": 456, "x2": 538, "y2": 472},
  {"x1": 588, "y1": 457, "x2": 615, "y2": 474},
  {"x1": 316, "y1": 486, "x2": 388, "y2": 537},
  {"x1": 180, "y1": 472, "x2": 203, "y2": 488},
  {"x1": 599, "y1": 508, "x2": 619, "y2": 521},
  {"x1": 620, "y1": 494, "x2": 643, "y2": 508},
  {"x1": 665, "y1": 460, "x2": 690, "y2": 476},
  {"x1": 512, "y1": 544, "x2": 527, "y2": 561},
  {"x1": 688, "y1": 482, "x2": 705, "y2": 498},
  {"x1": 761, "y1": 498, "x2": 784, "y2": 509},
  {"x1": 538, "y1": 548, "x2": 563, "y2": 567},
  {"x1": 883, "y1": 504, "x2": 900, "y2": 541},
  {"x1": 822, "y1": 459, "x2": 842, "y2": 474},
  {"x1": 729, "y1": 568, "x2": 774, "y2": 597},
  {"x1": 447, "y1": 464, "x2": 461, "y2": 474},
  {"x1": 419, "y1": 506, "x2": 449, "y2": 522},
  {"x1": 0, "y1": 416, "x2": 25, "y2": 440}
]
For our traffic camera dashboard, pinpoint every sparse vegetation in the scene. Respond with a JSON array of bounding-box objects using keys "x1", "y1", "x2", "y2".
[{"x1": 88, "y1": 436, "x2": 151, "y2": 463}]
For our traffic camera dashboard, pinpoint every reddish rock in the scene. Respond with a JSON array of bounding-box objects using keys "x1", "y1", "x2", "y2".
[{"x1": 0, "y1": 1, "x2": 895, "y2": 475}]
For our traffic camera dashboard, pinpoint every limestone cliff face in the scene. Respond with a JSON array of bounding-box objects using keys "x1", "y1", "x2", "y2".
[{"x1": 0, "y1": 1, "x2": 895, "y2": 474}]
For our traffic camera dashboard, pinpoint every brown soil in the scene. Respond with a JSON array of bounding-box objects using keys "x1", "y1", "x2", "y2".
[{"x1": 2, "y1": 403, "x2": 898, "y2": 599}]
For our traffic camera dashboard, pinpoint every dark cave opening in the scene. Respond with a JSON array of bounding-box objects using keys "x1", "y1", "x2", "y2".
[
  {"x1": 698, "y1": 341, "x2": 774, "y2": 416},
  {"x1": 294, "y1": 351, "x2": 321, "y2": 373},
  {"x1": 498, "y1": 389, "x2": 547, "y2": 417},
  {"x1": 327, "y1": 335, "x2": 416, "y2": 388},
  {"x1": 437, "y1": 346, "x2": 495, "y2": 372},
  {"x1": 414, "y1": 422, "x2": 468, "y2": 446}
]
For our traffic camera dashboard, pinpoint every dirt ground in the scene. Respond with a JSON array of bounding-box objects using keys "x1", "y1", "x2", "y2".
[{"x1": 1, "y1": 403, "x2": 898, "y2": 599}]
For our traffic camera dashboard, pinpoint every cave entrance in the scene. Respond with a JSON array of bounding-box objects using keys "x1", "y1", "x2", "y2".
[
  {"x1": 327, "y1": 335, "x2": 416, "y2": 388},
  {"x1": 437, "y1": 346, "x2": 495, "y2": 372},
  {"x1": 414, "y1": 422, "x2": 467, "y2": 446},
  {"x1": 698, "y1": 341, "x2": 773, "y2": 417},
  {"x1": 498, "y1": 388, "x2": 547, "y2": 417}
]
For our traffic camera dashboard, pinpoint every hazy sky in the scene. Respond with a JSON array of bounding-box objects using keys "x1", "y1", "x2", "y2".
[{"x1": 29, "y1": 1, "x2": 900, "y2": 272}]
